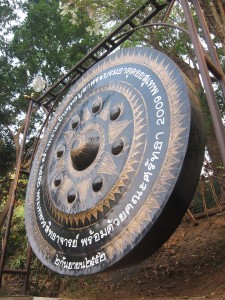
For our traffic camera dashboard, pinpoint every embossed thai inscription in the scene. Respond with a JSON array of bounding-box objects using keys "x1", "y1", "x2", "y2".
[{"x1": 25, "y1": 47, "x2": 205, "y2": 276}]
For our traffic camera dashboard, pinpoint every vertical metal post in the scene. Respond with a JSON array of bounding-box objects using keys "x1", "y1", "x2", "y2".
[
  {"x1": 23, "y1": 244, "x2": 32, "y2": 294},
  {"x1": 191, "y1": 0, "x2": 225, "y2": 102},
  {"x1": 0, "y1": 98, "x2": 34, "y2": 289},
  {"x1": 180, "y1": 0, "x2": 225, "y2": 169}
]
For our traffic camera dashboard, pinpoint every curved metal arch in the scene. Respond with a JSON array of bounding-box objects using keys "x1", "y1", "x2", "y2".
[{"x1": 114, "y1": 22, "x2": 190, "y2": 43}]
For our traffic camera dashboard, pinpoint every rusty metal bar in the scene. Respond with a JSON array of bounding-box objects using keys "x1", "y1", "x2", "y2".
[
  {"x1": 181, "y1": 0, "x2": 225, "y2": 168},
  {"x1": 2, "y1": 269, "x2": 28, "y2": 275},
  {"x1": 30, "y1": 1, "x2": 173, "y2": 160},
  {"x1": 36, "y1": 0, "x2": 171, "y2": 106},
  {"x1": 36, "y1": 0, "x2": 155, "y2": 104},
  {"x1": 191, "y1": 0, "x2": 225, "y2": 103},
  {"x1": 163, "y1": 0, "x2": 175, "y2": 22},
  {"x1": 204, "y1": 55, "x2": 225, "y2": 80},
  {"x1": 1, "y1": 0, "x2": 224, "y2": 293},
  {"x1": 0, "y1": 98, "x2": 34, "y2": 289},
  {"x1": 23, "y1": 244, "x2": 33, "y2": 294}
]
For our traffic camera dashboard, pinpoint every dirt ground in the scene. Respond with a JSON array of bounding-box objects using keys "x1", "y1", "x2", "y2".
[
  {"x1": 1, "y1": 211, "x2": 225, "y2": 299},
  {"x1": 57, "y1": 211, "x2": 225, "y2": 299}
]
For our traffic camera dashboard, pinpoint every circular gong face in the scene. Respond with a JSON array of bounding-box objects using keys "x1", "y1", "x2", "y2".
[{"x1": 25, "y1": 47, "x2": 205, "y2": 276}]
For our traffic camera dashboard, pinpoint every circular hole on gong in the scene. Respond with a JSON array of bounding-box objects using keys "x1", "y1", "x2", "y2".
[
  {"x1": 56, "y1": 145, "x2": 65, "y2": 158},
  {"x1": 92, "y1": 100, "x2": 102, "y2": 113},
  {"x1": 110, "y1": 106, "x2": 121, "y2": 121},
  {"x1": 71, "y1": 129, "x2": 100, "y2": 171},
  {"x1": 67, "y1": 191, "x2": 76, "y2": 204},
  {"x1": 71, "y1": 115, "x2": 80, "y2": 129},
  {"x1": 54, "y1": 174, "x2": 63, "y2": 187},
  {"x1": 112, "y1": 139, "x2": 124, "y2": 155},
  {"x1": 92, "y1": 176, "x2": 103, "y2": 192}
]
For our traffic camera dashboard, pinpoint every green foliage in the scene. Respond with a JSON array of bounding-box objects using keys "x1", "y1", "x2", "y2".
[
  {"x1": 5, "y1": 202, "x2": 27, "y2": 259},
  {"x1": 9, "y1": 254, "x2": 26, "y2": 269},
  {"x1": 158, "y1": 0, "x2": 169, "y2": 4},
  {"x1": 60, "y1": 0, "x2": 146, "y2": 34},
  {"x1": 0, "y1": 0, "x2": 100, "y2": 180},
  {"x1": 0, "y1": 136, "x2": 15, "y2": 177},
  {"x1": 191, "y1": 176, "x2": 222, "y2": 214},
  {"x1": 0, "y1": 0, "x2": 102, "y2": 277},
  {"x1": 30, "y1": 257, "x2": 61, "y2": 296},
  {"x1": 15, "y1": 0, "x2": 99, "y2": 79},
  {"x1": 0, "y1": 1, "x2": 224, "y2": 287}
]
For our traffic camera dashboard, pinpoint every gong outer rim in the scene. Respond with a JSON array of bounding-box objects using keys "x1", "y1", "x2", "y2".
[{"x1": 25, "y1": 47, "x2": 205, "y2": 276}]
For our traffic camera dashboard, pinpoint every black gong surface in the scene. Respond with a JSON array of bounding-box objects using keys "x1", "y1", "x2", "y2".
[{"x1": 25, "y1": 47, "x2": 205, "y2": 276}]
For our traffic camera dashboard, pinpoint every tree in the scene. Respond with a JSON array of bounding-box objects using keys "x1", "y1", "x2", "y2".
[
  {"x1": 0, "y1": 0, "x2": 101, "y2": 228},
  {"x1": 60, "y1": 0, "x2": 225, "y2": 202},
  {"x1": 0, "y1": 0, "x2": 100, "y2": 167}
]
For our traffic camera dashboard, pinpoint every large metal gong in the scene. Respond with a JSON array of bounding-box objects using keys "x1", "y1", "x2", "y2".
[{"x1": 25, "y1": 47, "x2": 205, "y2": 276}]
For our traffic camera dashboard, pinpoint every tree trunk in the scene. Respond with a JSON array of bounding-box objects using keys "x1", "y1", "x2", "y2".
[{"x1": 199, "y1": 0, "x2": 225, "y2": 53}]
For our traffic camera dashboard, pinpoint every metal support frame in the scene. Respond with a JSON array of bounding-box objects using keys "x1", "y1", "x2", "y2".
[
  {"x1": 0, "y1": 0, "x2": 224, "y2": 294},
  {"x1": 181, "y1": 0, "x2": 225, "y2": 168},
  {"x1": 36, "y1": 0, "x2": 170, "y2": 107},
  {"x1": 0, "y1": 99, "x2": 34, "y2": 293},
  {"x1": 0, "y1": 1, "x2": 171, "y2": 294}
]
